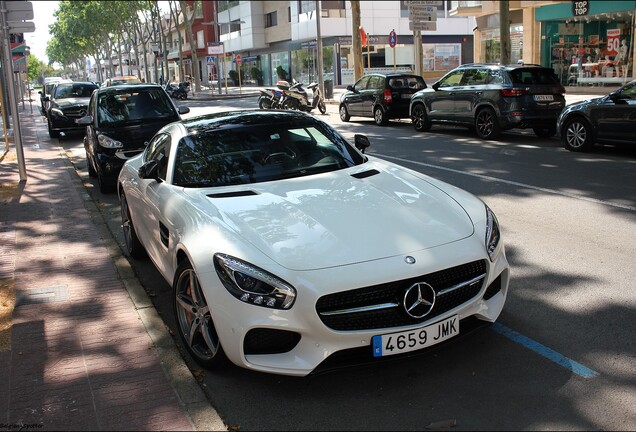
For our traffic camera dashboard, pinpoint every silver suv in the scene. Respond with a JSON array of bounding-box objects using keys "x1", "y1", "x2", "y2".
[{"x1": 410, "y1": 63, "x2": 566, "y2": 140}]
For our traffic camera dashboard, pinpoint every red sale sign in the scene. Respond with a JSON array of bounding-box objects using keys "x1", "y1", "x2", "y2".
[{"x1": 606, "y1": 29, "x2": 621, "y2": 56}]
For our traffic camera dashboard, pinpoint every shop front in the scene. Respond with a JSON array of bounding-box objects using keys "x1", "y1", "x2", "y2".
[{"x1": 536, "y1": 0, "x2": 635, "y2": 86}]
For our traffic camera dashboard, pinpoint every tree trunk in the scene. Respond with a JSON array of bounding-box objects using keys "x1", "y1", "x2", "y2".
[
  {"x1": 351, "y1": 0, "x2": 363, "y2": 80},
  {"x1": 500, "y1": 0, "x2": 510, "y2": 65},
  {"x1": 180, "y1": 0, "x2": 201, "y2": 92}
]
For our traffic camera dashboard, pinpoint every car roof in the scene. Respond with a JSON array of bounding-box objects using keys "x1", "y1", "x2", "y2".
[
  {"x1": 457, "y1": 63, "x2": 550, "y2": 70},
  {"x1": 96, "y1": 84, "x2": 162, "y2": 94},
  {"x1": 180, "y1": 110, "x2": 320, "y2": 133}
]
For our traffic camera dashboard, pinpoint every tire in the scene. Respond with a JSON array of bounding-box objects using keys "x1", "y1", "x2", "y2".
[
  {"x1": 411, "y1": 103, "x2": 432, "y2": 132},
  {"x1": 48, "y1": 119, "x2": 60, "y2": 138},
  {"x1": 86, "y1": 150, "x2": 97, "y2": 178},
  {"x1": 533, "y1": 125, "x2": 557, "y2": 138},
  {"x1": 258, "y1": 98, "x2": 271, "y2": 110},
  {"x1": 173, "y1": 259, "x2": 227, "y2": 369},
  {"x1": 120, "y1": 192, "x2": 146, "y2": 259},
  {"x1": 339, "y1": 104, "x2": 350, "y2": 122},
  {"x1": 374, "y1": 106, "x2": 389, "y2": 126},
  {"x1": 562, "y1": 117, "x2": 593, "y2": 152},
  {"x1": 283, "y1": 99, "x2": 299, "y2": 110},
  {"x1": 475, "y1": 107, "x2": 501, "y2": 140},
  {"x1": 318, "y1": 101, "x2": 326, "y2": 114}
]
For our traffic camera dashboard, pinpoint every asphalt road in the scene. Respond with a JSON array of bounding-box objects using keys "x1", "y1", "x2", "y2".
[{"x1": 59, "y1": 96, "x2": 636, "y2": 431}]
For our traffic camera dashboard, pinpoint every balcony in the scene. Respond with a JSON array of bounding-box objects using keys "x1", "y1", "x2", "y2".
[{"x1": 449, "y1": 1, "x2": 482, "y2": 17}]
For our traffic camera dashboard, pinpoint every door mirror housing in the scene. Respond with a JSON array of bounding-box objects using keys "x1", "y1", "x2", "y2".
[
  {"x1": 354, "y1": 134, "x2": 371, "y2": 154},
  {"x1": 76, "y1": 115, "x2": 93, "y2": 126},
  {"x1": 138, "y1": 160, "x2": 159, "y2": 180},
  {"x1": 178, "y1": 106, "x2": 190, "y2": 114}
]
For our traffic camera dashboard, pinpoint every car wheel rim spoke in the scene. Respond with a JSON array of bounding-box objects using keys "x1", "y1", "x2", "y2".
[
  {"x1": 176, "y1": 268, "x2": 217, "y2": 360},
  {"x1": 567, "y1": 123, "x2": 585, "y2": 147}
]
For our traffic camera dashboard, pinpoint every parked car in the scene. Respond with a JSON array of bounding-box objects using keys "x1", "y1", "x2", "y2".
[
  {"x1": 101, "y1": 75, "x2": 142, "y2": 87},
  {"x1": 78, "y1": 84, "x2": 189, "y2": 193},
  {"x1": 38, "y1": 77, "x2": 71, "y2": 116},
  {"x1": 410, "y1": 63, "x2": 566, "y2": 139},
  {"x1": 44, "y1": 81, "x2": 98, "y2": 138},
  {"x1": 117, "y1": 109, "x2": 510, "y2": 376},
  {"x1": 339, "y1": 73, "x2": 427, "y2": 125},
  {"x1": 557, "y1": 79, "x2": 636, "y2": 152}
]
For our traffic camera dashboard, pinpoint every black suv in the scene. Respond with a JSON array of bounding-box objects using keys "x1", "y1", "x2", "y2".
[
  {"x1": 339, "y1": 73, "x2": 427, "y2": 125},
  {"x1": 78, "y1": 84, "x2": 189, "y2": 193},
  {"x1": 44, "y1": 81, "x2": 98, "y2": 138},
  {"x1": 410, "y1": 63, "x2": 566, "y2": 139}
]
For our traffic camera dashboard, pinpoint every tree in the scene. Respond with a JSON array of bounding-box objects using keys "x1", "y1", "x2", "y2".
[
  {"x1": 351, "y1": 1, "x2": 363, "y2": 80},
  {"x1": 500, "y1": 0, "x2": 511, "y2": 64},
  {"x1": 180, "y1": 0, "x2": 202, "y2": 92}
]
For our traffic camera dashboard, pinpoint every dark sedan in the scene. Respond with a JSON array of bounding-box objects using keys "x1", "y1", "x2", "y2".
[
  {"x1": 78, "y1": 84, "x2": 189, "y2": 193},
  {"x1": 557, "y1": 80, "x2": 636, "y2": 152},
  {"x1": 45, "y1": 82, "x2": 98, "y2": 138}
]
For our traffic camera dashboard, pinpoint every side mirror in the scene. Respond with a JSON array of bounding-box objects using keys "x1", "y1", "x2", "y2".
[
  {"x1": 138, "y1": 160, "x2": 159, "y2": 180},
  {"x1": 354, "y1": 134, "x2": 371, "y2": 154},
  {"x1": 347, "y1": 85, "x2": 354, "y2": 92},
  {"x1": 42, "y1": 96, "x2": 50, "y2": 102},
  {"x1": 178, "y1": 106, "x2": 190, "y2": 114},
  {"x1": 76, "y1": 115, "x2": 93, "y2": 125},
  {"x1": 432, "y1": 82, "x2": 440, "y2": 91},
  {"x1": 609, "y1": 92, "x2": 629, "y2": 104},
  {"x1": 38, "y1": 91, "x2": 43, "y2": 96}
]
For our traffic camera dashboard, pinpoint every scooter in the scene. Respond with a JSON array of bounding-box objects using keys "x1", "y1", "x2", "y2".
[{"x1": 281, "y1": 80, "x2": 327, "y2": 114}]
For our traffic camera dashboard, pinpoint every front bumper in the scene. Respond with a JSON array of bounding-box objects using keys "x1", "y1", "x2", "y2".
[
  {"x1": 196, "y1": 235, "x2": 510, "y2": 376},
  {"x1": 96, "y1": 148, "x2": 144, "y2": 182}
]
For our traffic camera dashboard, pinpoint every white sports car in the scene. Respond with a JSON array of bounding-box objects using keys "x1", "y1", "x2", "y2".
[{"x1": 118, "y1": 110, "x2": 510, "y2": 377}]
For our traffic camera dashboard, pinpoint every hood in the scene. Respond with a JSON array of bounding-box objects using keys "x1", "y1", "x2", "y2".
[
  {"x1": 569, "y1": 96, "x2": 605, "y2": 109},
  {"x1": 98, "y1": 119, "x2": 176, "y2": 150},
  {"x1": 55, "y1": 97, "x2": 91, "y2": 108},
  {"x1": 187, "y1": 164, "x2": 475, "y2": 271}
]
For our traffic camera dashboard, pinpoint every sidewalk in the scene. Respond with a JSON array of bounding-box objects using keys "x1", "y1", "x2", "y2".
[{"x1": 0, "y1": 107, "x2": 225, "y2": 430}]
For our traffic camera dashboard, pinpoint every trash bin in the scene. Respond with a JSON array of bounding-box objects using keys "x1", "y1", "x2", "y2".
[{"x1": 324, "y1": 80, "x2": 333, "y2": 100}]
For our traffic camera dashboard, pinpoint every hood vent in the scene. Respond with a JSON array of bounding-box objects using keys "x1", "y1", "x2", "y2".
[
  {"x1": 351, "y1": 169, "x2": 380, "y2": 179},
  {"x1": 207, "y1": 190, "x2": 259, "y2": 199}
]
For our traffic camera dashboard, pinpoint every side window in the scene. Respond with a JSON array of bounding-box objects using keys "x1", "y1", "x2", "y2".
[
  {"x1": 487, "y1": 70, "x2": 505, "y2": 85},
  {"x1": 88, "y1": 94, "x2": 96, "y2": 118},
  {"x1": 438, "y1": 70, "x2": 464, "y2": 87},
  {"x1": 145, "y1": 133, "x2": 171, "y2": 181},
  {"x1": 368, "y1": 76, "x2": 383, "y2": 89},
  {"x1": 354, "y1": 76, "x2": 370, "y2": 91}
]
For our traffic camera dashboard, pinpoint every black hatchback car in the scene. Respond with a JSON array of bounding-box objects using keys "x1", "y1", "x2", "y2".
[
  {"x1": 410, "y1": 63, "x2": 566, "y2": 139},
  {"x1": 44, "y1": 81, "x2": 98, "y2": 138},
  {"x1": 78, "y1": 84, "x2": 189, "y2": 193},
  {"x1": 339, "y1": 73, "x2": 427, "y2": 125},
  {"x1": 557, "y1": 79, "x2": 636, "y2": 152}
]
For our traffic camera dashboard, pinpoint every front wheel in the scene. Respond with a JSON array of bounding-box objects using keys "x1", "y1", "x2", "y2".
[
  {"x1": 48, "y1": 119, "x2": 60, "y2": 138},
  {"x1": 339, "y1": 104, "x2": 350, "y2": 122},
  {"x1": 318, "y1": 101, "x2": 326, "y2": 114},
  {"x1": 411, "y1": 103, "x2": 431, "y2": 132},
  {"x1": 374, "y1": 106, "x2": 388, "y2": 126},
  {"x1": 173, "y1": 260, "x2": 227, "y2": 369},
  {"x1": 475, "y1": 108, "x2": 501, "y2": 140},
  {"x1": 120, "y1": 192, "x2": 146, "y2": 259},
  {"x1": 533, "y1": 125, "x2": 557, "y2": 138},
  {"x1": 258, "y1": 97, "x2": 272, "y2": 109},
  {"x1": 562, "y1": 117, "x2": 593, "y2": 152}
]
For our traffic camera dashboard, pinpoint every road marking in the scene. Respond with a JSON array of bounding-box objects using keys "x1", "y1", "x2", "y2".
[
  {"x1": 492, "y1": 323, "x2": 600, "y2": 378},
  {"x1": 378, "y1": 154, "x2": 636, "y2": 211}
]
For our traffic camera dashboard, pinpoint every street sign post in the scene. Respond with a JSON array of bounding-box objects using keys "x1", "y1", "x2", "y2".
[{"x1": 389, "y1": 30, "x2": 397, "y2": 72}]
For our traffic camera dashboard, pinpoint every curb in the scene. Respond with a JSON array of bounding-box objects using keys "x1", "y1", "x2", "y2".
[{"x1": 57, "y1": 141, "x2": 227, "y2": 431}]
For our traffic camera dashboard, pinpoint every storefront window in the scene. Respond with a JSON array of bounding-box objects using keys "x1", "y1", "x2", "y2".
[
  {"x1": 271, "y1": 51, "x2": 290, "y2": 84},
  {"x1": 541, "y1": 16, "x2": 633, "y2": 86},
  {"x1": 481, "y1": 27, "x2": 523, "y2": 64}
]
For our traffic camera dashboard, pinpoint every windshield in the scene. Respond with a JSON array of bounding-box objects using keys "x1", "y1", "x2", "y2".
[
  {"x1": 173, "y1": 122, "x2": 363, "y2": 187},
  {"x1": 53, "y1": 83, "x2": 98, "y2": 99},
  {"x1": 97, "y1": 88, "x2": 177, "y2": 126}
]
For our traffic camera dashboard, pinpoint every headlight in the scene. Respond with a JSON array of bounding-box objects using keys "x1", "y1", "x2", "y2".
[
  {"x1": 214, "y1": 254, "x2": 296, "y2": 309},
  {"x1": 50, "y1": 107, "x2": 64, "y2": 117},
  {"x1": 97, "y1": 134, "x2": 123, "y2": 149},
  {"x1": 485, "y1": 206, "x2": 502, "y2": 262}
]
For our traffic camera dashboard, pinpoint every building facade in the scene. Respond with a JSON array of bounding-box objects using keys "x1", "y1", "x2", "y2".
[{"x1": 451, "y1": 0, "x2": 636, "y2": 86}]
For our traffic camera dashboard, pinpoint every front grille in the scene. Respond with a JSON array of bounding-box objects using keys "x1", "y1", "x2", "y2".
[
  {"x1": 316, "y1": 260, "x2": 487, "y2": 331},
  {"x1": 243, "y1": 328, "x2": 301, "y2": 355},
  {"x1": 62, "y1": 107, "x2": 87, "y2": 118}
]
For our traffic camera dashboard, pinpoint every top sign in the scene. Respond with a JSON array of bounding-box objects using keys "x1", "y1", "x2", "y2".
[
  {"x1": 6, "y1": 1, "x2": 34, "y2": 21},
  {"x1": 572, "y1": 0, "x2": 589, "y2": 16},
  {"x1": 406, "y1": 1, "x2": 442, "y2": 5},
  {"x1": 236, "y1": 54, "x2": 242, "y2": 64}
]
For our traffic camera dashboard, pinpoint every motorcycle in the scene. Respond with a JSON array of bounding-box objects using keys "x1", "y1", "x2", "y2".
[
  {"x1": 164, "y1": 82, "x2": 189, "y2": 100},
  {"x1": 258, "y1": 87, "x2": 285, "y2": 109},
  {"x1": 280, "y1": 80, "x2": 327, "y2": 114}
]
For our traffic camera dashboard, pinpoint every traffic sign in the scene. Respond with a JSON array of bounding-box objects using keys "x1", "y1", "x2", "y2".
[
  {"x1": 8, "y1": 22, "x2": 35, "y2": 33},
  {"x1": 388, "y1": 30, "x2": 397, "y2": 48},
  {"x1": 406, "y1": 1, "x2": 442, "y2": 5},
  {"x1": 409, "y1": 21, "x2": 437, "y2": 31},
  {"x1": 409, "y1": 12, "x2": 436, "y2": 21},
  {"x1": 236, "y1": 54, "x2": 242, "y2": 64},
  {"x1": 206, "y1": 56, "x2": 215, "y2": 65},
  {"x1": 6, "y1": 1, "x2": 34, "y2": 21}
]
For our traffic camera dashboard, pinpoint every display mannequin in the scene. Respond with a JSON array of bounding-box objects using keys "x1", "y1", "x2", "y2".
[{"x1": 619, "y1": 40, "x2": 629, "y2": 77}]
